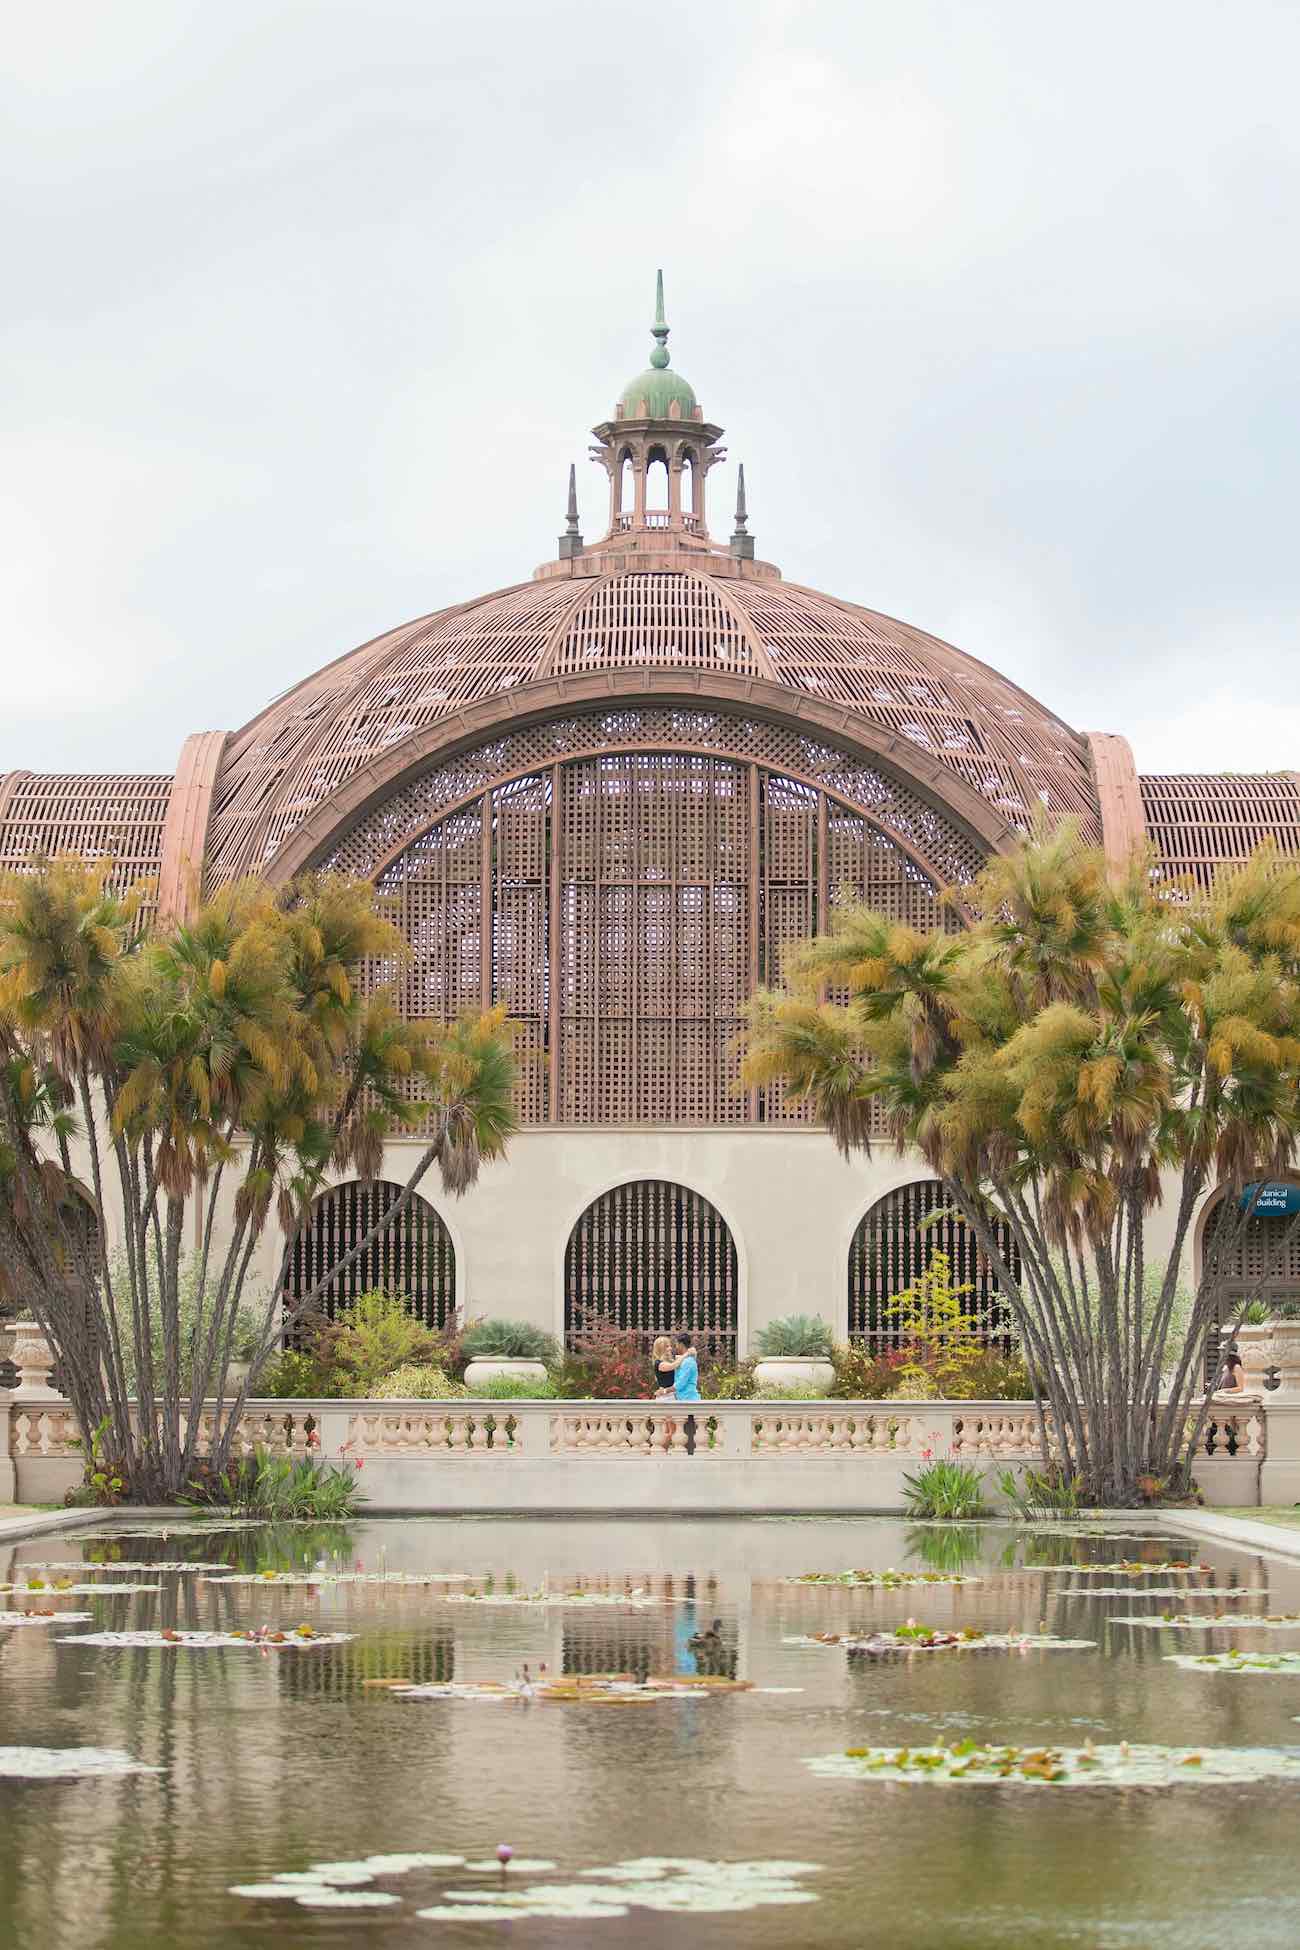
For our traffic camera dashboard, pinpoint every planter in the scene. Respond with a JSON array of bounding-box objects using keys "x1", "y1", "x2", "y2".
[
  {"x1": 1271, "y1": 1319, "x2": 1300, "y2": 1395},
  {"x1": 752, "y1": 1356, "x2": 834, "y2": 1394},
  {"x1": 1234, "y1": 1323, "x2": 1277, "y2": 1391},
  {"x1": 463, "y1": 1357, "x2": 548, "y2": 1391}
]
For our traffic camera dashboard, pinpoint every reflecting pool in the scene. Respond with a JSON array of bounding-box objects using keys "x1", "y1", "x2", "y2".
[{"x1": 3, "y1": 1514, "x2": 1300, "y2": 1948}]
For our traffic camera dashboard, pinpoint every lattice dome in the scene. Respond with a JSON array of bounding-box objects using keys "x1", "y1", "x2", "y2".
[{"x1": 202, "y1": 567, "x2": 1100, "y2": 881}]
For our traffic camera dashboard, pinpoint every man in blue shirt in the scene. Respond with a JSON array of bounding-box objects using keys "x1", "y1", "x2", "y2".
[{"x1": 673, "y1": 1332, "x2": 701, "y2": 1400}]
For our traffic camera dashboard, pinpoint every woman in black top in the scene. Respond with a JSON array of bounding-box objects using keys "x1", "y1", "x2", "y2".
[{"x1": 652, "y1": 1335, "x2": 679, "y2": 1398}]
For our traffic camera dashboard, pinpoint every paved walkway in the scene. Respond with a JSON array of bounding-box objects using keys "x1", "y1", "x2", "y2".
[
  {"x1": 1156, "y1": 1507, "x2": 1300, "y2": 1561},
  {"x1": 0, "y1": 1506, "x2": 120, "y2": 1545}
]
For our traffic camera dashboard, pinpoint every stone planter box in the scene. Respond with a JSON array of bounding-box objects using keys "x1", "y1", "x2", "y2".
[
  {"x1": 752, "y1": 1355, "x2": 835, "y2": 1394},
  {"x1": 463, "y1": 1357, "x2": 549, "y2": 1391}
]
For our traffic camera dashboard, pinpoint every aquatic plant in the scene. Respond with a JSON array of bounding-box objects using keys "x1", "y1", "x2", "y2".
[
  {"x1": 1166, "y1": 1649, "x2": 1300, "y2": 1674},
  {"x1": 185, "y1": 1446, "x2": 364, "y2": 1520},
  {"x1": 0, "y1": 1611, "x2": 93, "y2": 1626},
  {"x1": 0, "y1": 1747, "x2": 161, "y2": 1779},
  {"x1": 783, "y1": 1568, "x2": 982, "y2": 1588},
  {"x1": 1114, "y1": 1612, "x2": 1300, "y2": 1629},
  {"x1": 902, "y1": 1455, "x2": 987, "y2": 1520},
  {"x1": 996, "y1": 1464, "x2": 1083, "y2": 1521},
  {"x1": 805, "y1": 1741, "x2": 1300, "y2": 1787},
  {"x1": 54, "y1": 1626, "x2": 353, "y2": 1650},
  {"x1": 786, "y1": 1627, "x2": 1094, "y2": 1656}
]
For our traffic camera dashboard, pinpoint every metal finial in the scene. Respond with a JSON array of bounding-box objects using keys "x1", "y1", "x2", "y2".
[
  {"x1": 650, "y1": 268, "x2": 669, "y2": 369},
  {"x1": 730, "y1": 463, "x2": 754, "y2": 560},
  {"x1": 558, "y1": 462, "x2": 583, "y2": 558}
]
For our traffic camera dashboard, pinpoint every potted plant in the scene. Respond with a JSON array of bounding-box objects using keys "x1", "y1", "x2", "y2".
[
  {"x1": 751, "y1": 1315, "x2": 834, "y2": 1394},
  {"x1": 460, "y1": 1318, "x2": 558, "y2": 1390},
  {"x1": 1233, "y1": 1299, "x2": 1276, "y2": 1390}
]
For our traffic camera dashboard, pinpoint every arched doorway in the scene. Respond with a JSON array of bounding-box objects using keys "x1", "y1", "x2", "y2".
[
  {"x1": 1199, "y1": 1183, "x2": 1300, "y2": 1380},
  {"x1": 564, "y1": 1179, "x2": 739, "y2": 1358},
  {"x1": 282, "y1": 1180, "x2": 456, "y2": 1330},
  {"x1": 847, "y1": 1180, "x2": 1019, "y2": 1353}
]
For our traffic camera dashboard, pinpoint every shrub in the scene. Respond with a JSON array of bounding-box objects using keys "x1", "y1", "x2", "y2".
[
  {"x1": 753, "y1": 1313, "x2": 833, "y2": 1358},
  {"x1": 260, "y1": 1349, "x2": 339, "y2": 1399},
  {"x1": 468, "y1": 1371, "x2": 557, "y2": 1399},
  {"x1": 323, "y1": 1292, "x2": 440, "y2": 1393},
  {"x1": 371, "y1": 1363, "x2": 468, "y2": 1400},
  {"x1": 901, "y1": 1456, "x2": 987, "y2": 1520},
  {"x1": 700, "y1": 1359, "x2": 758, "y2": 1400},
  {"x1": 944, "y1": 1349, "x2": 1034, "y2": 1400},
  {"x1": 460, "y1": 1317, "x2": 558, "y2": 1362},
  {"x1": 830, "y1": 1344, "x2": 906, "y2": 1399},
  {"x1": 549, "y1": 1316, "x2": 652, "y2": 1398}
]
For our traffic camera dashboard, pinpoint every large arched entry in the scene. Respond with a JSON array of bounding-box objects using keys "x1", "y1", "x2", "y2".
[
  {"x1": 282, "y1": 1180, "x2": 457, "y2": 1330},
  {"x1": 847, "y1": 1180, "x2": 1020, "y2": 1353},
  {"x1": 564, "y1": 1179, "x2": 739, "y2": 1359},
  {"x1": 1199, "y1": 1182, "x2": 1300, "y2": 1379}
]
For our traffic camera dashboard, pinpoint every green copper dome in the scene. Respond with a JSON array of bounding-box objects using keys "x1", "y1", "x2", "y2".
[
  {"x1": 617, "y1": 270, "x2": 698, "y2": 419},
  {"x1": 619, "y1": 366, "x2": 698, "y2": 418}
]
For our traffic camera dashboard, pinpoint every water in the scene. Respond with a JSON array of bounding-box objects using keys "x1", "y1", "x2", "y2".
[{"x1": 3, "y1": 1514, "x2": 1300, "y2": 1948}]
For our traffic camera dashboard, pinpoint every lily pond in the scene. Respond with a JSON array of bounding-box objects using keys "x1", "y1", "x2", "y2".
[{"x1": 4, "y1": 1515, "x2": 1300, "y2": 1949}]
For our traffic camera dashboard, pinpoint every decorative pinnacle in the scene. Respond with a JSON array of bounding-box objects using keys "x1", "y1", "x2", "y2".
[
  {"x1": 564, "y1": 462, "x2": 579, "y2": 534},
  {"x1": 733, "y1": 464, "x2": 749, "y2": 532},
  {"x1": 649, "y1": 268, "x2": 669, "y2": 370},
  {"x1": 730, "y1": 463, "x2": 754, "y2": 560}
]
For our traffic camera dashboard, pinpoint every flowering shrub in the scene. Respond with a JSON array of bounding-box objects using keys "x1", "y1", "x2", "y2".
[{"x1": 550, "y1": 1317, "x2": 653, "y2": 1398}]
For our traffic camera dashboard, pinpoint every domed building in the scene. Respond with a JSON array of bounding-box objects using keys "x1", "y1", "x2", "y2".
[{"x1": 6, "y1": 277, "x2": 1300, "y2": 1358}]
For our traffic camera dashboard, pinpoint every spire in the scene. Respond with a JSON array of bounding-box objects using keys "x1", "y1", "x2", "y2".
[
  {"x1": 558, "y1": 462, "x2": 584, "y2": 559},
  {"x1": 650, "y1": 268, "x2": 670, "y2": 370},
  {"x1": 730, "y1": 464, "x2": 754, "y2": 560}
]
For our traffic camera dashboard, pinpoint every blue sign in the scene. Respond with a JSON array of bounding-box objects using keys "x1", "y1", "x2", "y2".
[{"x1": 1240, "y1": 1182, "x2": 1300, "y2": 1217}]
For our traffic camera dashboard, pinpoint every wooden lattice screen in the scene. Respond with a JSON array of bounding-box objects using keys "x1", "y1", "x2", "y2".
[
  {"x1": 1201, "y1": 1191, "x2": 1300, "y2": 1380},
  {"x1": 359, "y1": 720, "x2": 965, "y2": 1126},
  {"x1": 1140, "y1": 774, "x2": 1300, "y2": 892},
  {"x1": 565, "y1": 1179, "x2": 738, "y2": 1357},
  {"x1": 848, "y1": 1180, "x2": 1019, "y2": 1353},
  {"x1": 282, "y1": 1180, "x2": 456, "y2": 1330}
]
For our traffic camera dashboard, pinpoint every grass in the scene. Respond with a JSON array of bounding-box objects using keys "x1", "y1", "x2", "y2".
[{"x1": 1214, "y1": 1508, "x2": 1300, "y2": 1530}]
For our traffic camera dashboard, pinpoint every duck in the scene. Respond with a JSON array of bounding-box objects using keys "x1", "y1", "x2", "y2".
[{"x1": 688, "y1": 1617, "x2": 725, "y2": 1650}]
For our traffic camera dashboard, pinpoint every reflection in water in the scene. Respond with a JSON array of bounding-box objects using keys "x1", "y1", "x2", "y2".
[{"x1": 1, "y1": 1515, "x2": 1298, "y2": 1950}]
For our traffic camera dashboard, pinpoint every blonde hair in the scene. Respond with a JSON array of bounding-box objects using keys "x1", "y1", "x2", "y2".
[{"x1": 651, "y1": 1335, "x2": 673, "y2": 1362}]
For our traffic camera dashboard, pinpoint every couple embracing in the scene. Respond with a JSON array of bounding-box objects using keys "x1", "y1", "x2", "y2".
[{"x1": 652, "y1": 1331, "x2": 701, "y2": 1401}]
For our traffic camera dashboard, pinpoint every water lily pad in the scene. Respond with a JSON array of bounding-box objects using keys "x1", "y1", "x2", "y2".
[
  {"x1": 199, "y1": 1570, "x2": 473, "y2": 1586},
  {"x1": 1166, "y1": 1649, "x2": 1300, "y2": 1674},
  {"x1": 272, "y1": 1867, "x2": 375, "y2": 1886},
  {"x1": 24, "y1": 1561, "x2": 217, "y2": 1573},
  {"x1": 1054, "y1": 1586, "x2": 1259, "y2": 1599},
  {"x1": 0, "y1": 1583, "x2": 161, "y2": 1595},
  {"x1": 54, "y1": 1629, "x2": 352, "y2": 1650},
  {"x1": 462, "y1": 1860, "x2": 558, "y2": 1874},
  {"x1": 1, "y1": 1611, "x2": 94, "y2": 1626},
  {"x1": 806, "y1": 1741, "x2": 1300, "y2": 1787},
  {"x1": 1113, "y1": 1613, "x2": 1300, "y2": 1629},
  {"x1": 0, "y1": 1746, "x2": 160, "y2": 1779},
  {"x1": 359, "y1": 1853, "x2": 466, "y2": 1872},
  {"x1": 293, "y1": 1891, "x2": 399, "y2": 1908},
  {"x1": 783, "y1": 1569, "x2": 982, "y2": 1588},
  {"x1": 785, "y1": 1629, "x2": 1094, "y2": 1656}
]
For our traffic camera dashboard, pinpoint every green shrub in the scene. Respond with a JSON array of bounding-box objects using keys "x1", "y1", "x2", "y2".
[
  {"x1": 901, "y1": 1456, "x2": 987, "y2": 1520},
  {"x1": 371, "y1": 1363, "x2": 467, "y2": 1400},
  {"x1": 701, "y1": 1359, "x2": 758, "y2": 1400},
  {"x1": 945, "y1": 1350, "x2": 1034, "y2": 1400},
  {"x1": 260, "y1": 1349, "x2": 338, "y2": 1399},
  {"x1": 461, "y1": 1317, "x2": 558, "y2": 1362},
  {"x1": 996, "y1": 1464, "x2": 1082, "y2": 1521},
  {"x1": 106, "y1": 1253, "x2": 266, "y2": 1393},
  {"x1": 325, "y1": 1291, "x2": 439, "y2": 1392},
  {"x1": 753, "y1": 1313, "x2": 833, "y2": 1358},
  {"x1": 468, "y1": 1371, "x2": 556, "y2": 1399}
]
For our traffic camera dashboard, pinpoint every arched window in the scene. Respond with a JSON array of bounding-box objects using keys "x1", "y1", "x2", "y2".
[
  {"x1": 645, "y1": 445, "x2": 670, "y2": 522},
  {"x1": 282, "y1": 1179, "x2": 456, "y2": 1330},
  {"x1": 847, "y1": 1180, "x2": 1019, "y2": 1353},
  {"x1": 565, "y1": 1179, "x2": 738, "y2": 1358},
  {"x1": 373, "y1": 725, "x2": 961, "y2": 1125},
  {"x1": 1200, "y1": 1185, "x2": 1300, "y2": 1378}
]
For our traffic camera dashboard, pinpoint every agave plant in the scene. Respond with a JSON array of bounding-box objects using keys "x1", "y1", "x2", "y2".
[{"x1": 753, "y1": 1314, "x2": 833, "y2": 1358}]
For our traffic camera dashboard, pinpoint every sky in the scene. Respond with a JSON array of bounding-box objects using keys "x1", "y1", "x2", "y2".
[{"x1": 3, "y1": 0, "x2": 1299, "y2": 778}]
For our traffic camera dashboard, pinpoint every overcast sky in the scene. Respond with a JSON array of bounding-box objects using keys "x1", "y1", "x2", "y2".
[{"x1": 4, "y1": 0, "x2": 1298, "y2": 779}]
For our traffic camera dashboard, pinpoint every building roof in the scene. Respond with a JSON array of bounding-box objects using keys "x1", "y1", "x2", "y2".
[{"x1": 199, "y1": 564, "x2": 1100, "y2": 880}]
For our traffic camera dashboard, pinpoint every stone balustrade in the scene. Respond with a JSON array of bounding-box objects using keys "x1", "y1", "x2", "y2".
[{"x1": 2, "y1": 1387, "x2": 1281, "y2": 1511}]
